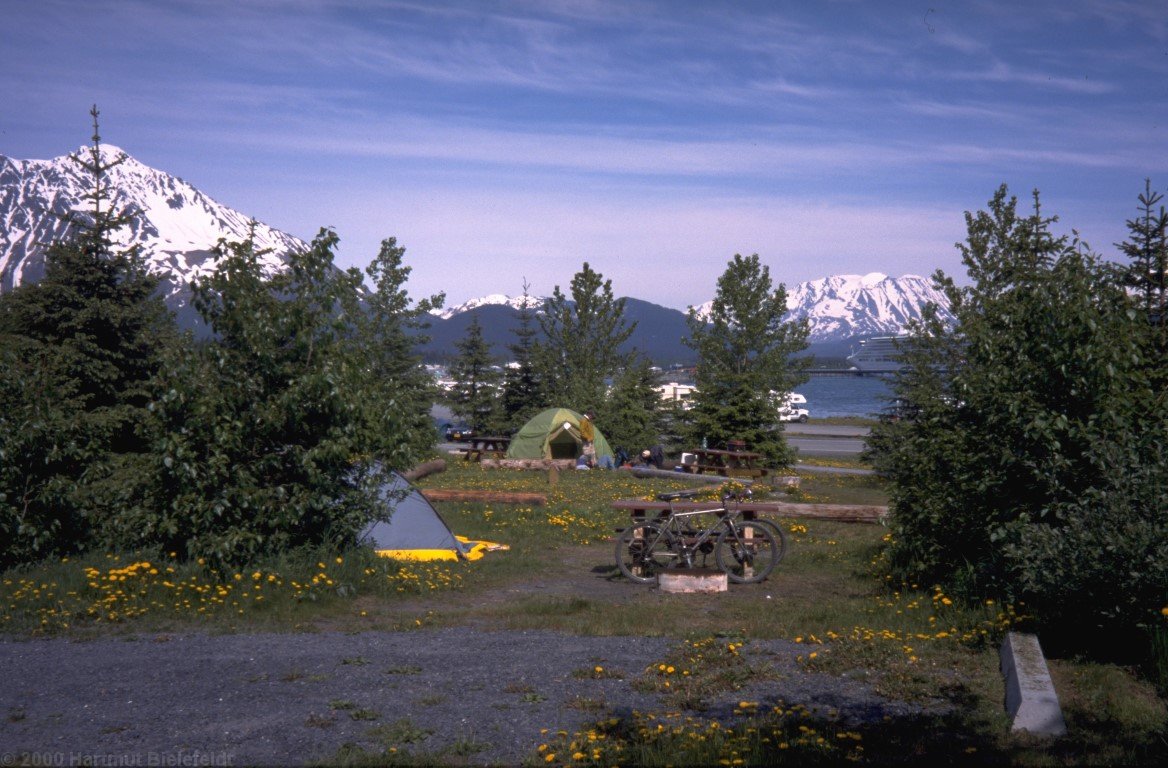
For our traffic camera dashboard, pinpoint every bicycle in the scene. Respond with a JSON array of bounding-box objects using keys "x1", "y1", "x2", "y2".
[{"x1": 614, "y1": 488, "x2": 786, "y2": 584}]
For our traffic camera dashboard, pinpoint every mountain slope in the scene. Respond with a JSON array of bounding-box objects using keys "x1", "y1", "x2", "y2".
[
  {"x1": 692, "y1": 272, "x2": 951, "y2": 343},
  {"x1": 0, "y1": 146, "x2": 304, "y2": 324}
]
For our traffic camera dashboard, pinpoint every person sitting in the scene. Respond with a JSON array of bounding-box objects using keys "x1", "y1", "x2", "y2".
[{"x1": 575, "y1": 453, "x2": 594, "y2": 470}]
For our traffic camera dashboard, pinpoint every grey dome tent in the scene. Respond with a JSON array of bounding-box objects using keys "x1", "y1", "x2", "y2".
[{"x1": 359, "y1": 473, "x2": 506, "y2": 561}]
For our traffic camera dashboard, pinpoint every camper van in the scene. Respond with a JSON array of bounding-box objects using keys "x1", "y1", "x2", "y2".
[{"x1": 776, "y1": 392, "x2": 810, "y2": 423}]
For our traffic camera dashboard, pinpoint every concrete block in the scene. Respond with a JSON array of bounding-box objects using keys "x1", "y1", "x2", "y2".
[
  {"x1": 658, "y1": 567, "x2": 728, "y2": 594},
  {"x1": 1000, "y1": 631, "x2": 1067, "y2": 737}
]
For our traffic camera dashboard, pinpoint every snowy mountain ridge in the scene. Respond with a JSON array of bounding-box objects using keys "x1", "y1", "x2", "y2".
[
  {"x1": 445, "y1": 272, "x2": 951, "y2": 343},
  {"x1": 1, "y1": 146, "x2": 950, "y2": 343},
  {"x1": 0, "y1": 145, "x2": 304, "y2": 304}
]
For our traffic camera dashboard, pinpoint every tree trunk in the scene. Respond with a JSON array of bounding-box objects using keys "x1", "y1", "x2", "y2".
[{"x1": 403, "y1": 459, "x2": 446, "y2": 482}]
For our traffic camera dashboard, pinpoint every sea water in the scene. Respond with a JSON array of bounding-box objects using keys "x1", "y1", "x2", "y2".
[{"x1": 796, "y1": 375, "x2": 894, "y2": 419}]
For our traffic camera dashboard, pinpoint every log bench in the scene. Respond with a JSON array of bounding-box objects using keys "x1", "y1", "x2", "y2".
[{"x1": 611, "y1": 499, "x2": 887, "y2": 524}]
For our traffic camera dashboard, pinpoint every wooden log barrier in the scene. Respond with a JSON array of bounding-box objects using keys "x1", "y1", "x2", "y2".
[
  {"x1": 403, "y1": 459, "x2": 447, "y2": 482},
  {"x1": 612, "y1": 499, "x2": 887, "y2": 524},
  {"x1": 421, "y1": 489, "x2": 548, "y2": 506},
  {"x1": 480, "y1": 458, "x2": 577, "y2": 471}
]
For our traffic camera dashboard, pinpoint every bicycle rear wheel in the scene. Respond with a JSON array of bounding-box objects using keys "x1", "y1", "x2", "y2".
[
  {"x1": 715, "y1": 521, "x2": 779, "y2": 584},
  {"x1": 751, "y1": 519, "x2": 788, "y2": 565},
  {"x1": 615, "y1": 524, "x2": 675, "y2": 584}
]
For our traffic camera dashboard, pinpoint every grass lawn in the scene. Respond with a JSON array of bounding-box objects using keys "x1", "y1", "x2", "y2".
[{"x1": 3, "y1": 462, "x2": 1165, "y2": 765}]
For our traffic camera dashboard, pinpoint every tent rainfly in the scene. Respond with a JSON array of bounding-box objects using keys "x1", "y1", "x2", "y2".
[
  {"x1": 505, "y1": 407, "x2": 615, "y2": 461},
  {"x1": 360, "y1": 473, "x2": 507, "y2": 561}
]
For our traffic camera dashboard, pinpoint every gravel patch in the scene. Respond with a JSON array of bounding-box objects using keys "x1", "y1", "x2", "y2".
[{"x1": 1, "y1": 627, "x2": 934, "y2": 766}]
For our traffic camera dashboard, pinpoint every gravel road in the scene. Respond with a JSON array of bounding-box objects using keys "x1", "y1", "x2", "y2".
[{"x1": 0, "y1": 627, "x2": 933, "y2": 766}]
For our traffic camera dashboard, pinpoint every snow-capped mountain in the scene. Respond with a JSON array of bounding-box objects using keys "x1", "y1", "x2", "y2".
[
  {"x1": 783, "y1": 272, "x2": 951, "y2": 341},
  {"x1": 1, "y1": 146, "x2": 950, "y2": 348},
  {"x1": 432, "y1": 293, "x2": 543, "y2": 320},
  {"x1": 691, "y1": 272, "x2": 952, "y2": 342},
  {"x1": 0, "y1": 146, "x2": 304, "y2": 310}
]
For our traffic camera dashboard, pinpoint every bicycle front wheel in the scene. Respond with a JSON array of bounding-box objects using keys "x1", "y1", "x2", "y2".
[
  {"x1": 715, "y1": 521, "x2": 779, "y2": 584},
  {"x1": 615, "y1": 524, "x2": 675, "y2": 584}
]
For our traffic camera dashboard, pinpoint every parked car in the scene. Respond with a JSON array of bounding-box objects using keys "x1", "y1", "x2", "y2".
[{"x1": 443, "y1": 424, "x2": 476, "y2": 442}]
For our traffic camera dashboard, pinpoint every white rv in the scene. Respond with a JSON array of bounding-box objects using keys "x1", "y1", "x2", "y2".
[{"x1": 775, "y1": 392, "x2": 809, "y2": 423}]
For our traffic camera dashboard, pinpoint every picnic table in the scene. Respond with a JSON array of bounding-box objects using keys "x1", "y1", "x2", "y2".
[
  {"x1": 687, "y1": 448, "x2": 768, "y2": 479},
  {"x1": 460, "y1": 436, "x2": 511, "y2": 462}
]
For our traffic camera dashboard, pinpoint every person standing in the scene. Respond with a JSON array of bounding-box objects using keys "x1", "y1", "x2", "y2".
[{"x1": 580, "y1": 411, "x2": 596, "y2": 464}]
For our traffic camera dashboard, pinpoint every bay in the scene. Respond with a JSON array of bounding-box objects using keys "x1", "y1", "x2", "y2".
[{"x1": 795, "y1": 375, "x2": 894, "y2": 419}]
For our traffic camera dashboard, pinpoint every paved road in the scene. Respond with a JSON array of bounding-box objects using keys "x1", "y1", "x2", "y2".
[
  {"x1": 783, "y1": 423, "x2": 870, "y2": 456},
  {"x1": 781, "y1": 423, "x2": 870, "y2": 438}
]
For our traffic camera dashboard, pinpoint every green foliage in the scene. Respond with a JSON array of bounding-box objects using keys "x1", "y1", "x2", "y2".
[
  {"x1": 1117, "y1": 179, "x2": 1168, "y2": 333},
  {"x1": 684, "y1": 254, "x2": 809, "y2": 466},
  {"x1": 354, "y1": 236, "x2": 445, "y2": 463},
  {"x1": 603, "y1": 354, "x2": 665, "y2": 454},
  {"x1": 535, "y1": 262, "x2": 635, "y2": 413},
  {"x1": 497, "y1": 281, "x2": 544, "y2": 433},
  {"x1": 446, "y1": 314, "x2": 501, "y2": 433},
  {"x1": 0, "y1": 109, "x2": 174, "y2": 568},
  {"x1": 126, "y1": 230, "x2": 439, "y2": 567},
  {"x1": 871, "y1": 185, "x2": 1168, "y2": 649}
]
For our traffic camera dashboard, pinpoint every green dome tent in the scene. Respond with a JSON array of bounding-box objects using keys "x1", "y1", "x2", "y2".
[{"x1": 506, "y1": 407, "x2": 615, "y2": 461}]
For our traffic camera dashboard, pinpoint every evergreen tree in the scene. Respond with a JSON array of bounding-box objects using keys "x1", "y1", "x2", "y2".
[
  {"x1": 498, "y1": 280, "x2": 544, "y2": 432},
  {"x1": 1117, "y1": 179, "x2": 1168, "y2": 330},
  {"x1": 683, "y1": 254, "x2": 809, "y2": 467},
  {"x1": 447, "y1": 314, "x2": 501, "y2": 434},
  {"x1": 0, "y1": 107, "x2": 175, "y2": 567},
  {"x1": 535, "y1": 262, "x2": 634, "y2": 414},
  {"x1": 355, "y1": 236, "x2": 444, "y2": 462},
  {"x1": 604, "y1": 354, "x2": 665, "y2": 456}
]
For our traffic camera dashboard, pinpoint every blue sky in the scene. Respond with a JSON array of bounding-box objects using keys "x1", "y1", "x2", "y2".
[{"x1": 2, "y1": 0, "x2": 1166, "y2": 309}]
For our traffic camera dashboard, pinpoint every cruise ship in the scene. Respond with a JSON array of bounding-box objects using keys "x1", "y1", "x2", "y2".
[{"x1": 846, "y1": 335, "x2": 909, "y2": 373}]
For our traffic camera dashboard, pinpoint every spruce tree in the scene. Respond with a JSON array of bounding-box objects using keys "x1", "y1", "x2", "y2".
[
  {"x1": 447, "y1": 314, "x2": 501, "y2": 434},
  {"x1": 355, "y1": 236, "x2": 444, "y2": 461},
  {"x1": 683, "y1": 254, "x2": 809, "y2": 467},
  {"x1": 1117, "y1": 179, "x2": 1168, "y2": 329},
  {"x1": 498, "y1": 280, "x2": 544, "y2": 432},
  {"x1": 604, "y1": 354, "x2": 665, "y2": 456},
  {"x1": 0, "y1": 106, "x2": 174, "y2": 567},
  {"x1": 535, "y1": 262, "x2": 635, "y2": 414}
]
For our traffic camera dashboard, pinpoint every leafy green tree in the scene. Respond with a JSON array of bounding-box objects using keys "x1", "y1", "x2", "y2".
[
  {"x1": 447, "y1": 314, "x2": 501, "y2": 434},
  {"x1": 604, "y1": 354, "x2": 665, "y2": 455},
  {"x1": 0, "y1": 107, "x2": 175, "y2": 567},
  {"x1": 136, "y1": 229, "x2": 437, "y2": 567},
  {"x1": 872, "y1": 185, "x2": 1168, "y2": 650},
  {"x1": 498, "y1": 281, "x2": 544, "y2": 432},
  {"x1": 535, "y1": 263, "x2": 635, "y2": 414},
  {"x1": 683, "y1": 254, "x2": 809, "y2": 467}
]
